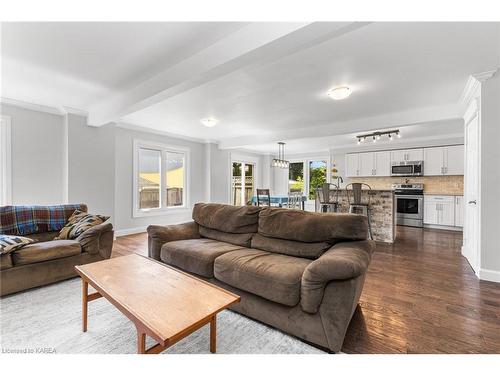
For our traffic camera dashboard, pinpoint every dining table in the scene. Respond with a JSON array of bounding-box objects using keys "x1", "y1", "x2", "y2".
[{"x1": 250, "y1": 195, "x2": 307, "y2": 210}]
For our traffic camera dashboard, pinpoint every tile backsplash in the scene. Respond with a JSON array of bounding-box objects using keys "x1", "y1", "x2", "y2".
[{"x1": 348, "y1": 175, "x2": 464, "y2": 195}]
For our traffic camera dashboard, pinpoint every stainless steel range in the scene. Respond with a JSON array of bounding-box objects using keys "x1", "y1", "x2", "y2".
[{"x1": 393, "y1": 183, "x2": 424, "y2": 228}]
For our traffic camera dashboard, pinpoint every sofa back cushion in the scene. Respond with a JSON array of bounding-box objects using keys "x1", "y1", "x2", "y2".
[
  {"x1": 199, "y1": 226, "x2": 253, "y2": 247},
  {"x1": 0, "y1": 204, "x2": 87, "y2": 236},
  {"x1": 258, "y1": 208, "x2": 368, "y2": 243},
  {"x1": 251, "y1": 233, "x2": 331, "y2": 259},
  {"x1": 192, "y1": 203, "x2": 261, "y2": 234}
]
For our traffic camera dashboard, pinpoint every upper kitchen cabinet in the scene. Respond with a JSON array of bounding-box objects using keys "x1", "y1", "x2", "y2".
[
  {"x1": 346, "y1": 153, "x2": 360, "y2": 177},
  {"x1": 374, "y1": 151, "x2": 391, "y2": 176},
  {"x1": 345, "y1": 151, "x2": 391, "y2": 177},
  {"x1": 391, "y1": 148, "x2": 423, "y2": 163},
  {"x1": 424, "y1": 145, "x2": 464, "y2": 176}
]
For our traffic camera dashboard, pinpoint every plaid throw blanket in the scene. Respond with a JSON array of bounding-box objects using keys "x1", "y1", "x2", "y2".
[{"x1": 0, "y1": 204, "x2": 86, "y2": 235}]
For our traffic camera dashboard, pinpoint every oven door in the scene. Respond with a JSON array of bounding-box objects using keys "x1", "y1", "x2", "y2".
[{"x1": 395, "y1": 195, "x2": 423, "y2": 220}]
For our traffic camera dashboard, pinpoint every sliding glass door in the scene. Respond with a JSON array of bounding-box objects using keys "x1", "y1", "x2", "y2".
[{"x1": 232, "y1": 162, "x2": 254, "y2": 206}]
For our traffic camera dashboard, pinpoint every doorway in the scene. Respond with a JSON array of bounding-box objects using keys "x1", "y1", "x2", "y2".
[{"x1": 231, "y1": 162, "x2": 255, "y2": 206}]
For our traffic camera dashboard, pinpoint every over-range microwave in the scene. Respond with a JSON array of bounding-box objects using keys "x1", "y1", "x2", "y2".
[{"x1": 391, "y1": 161, "x2": 424, "y2": 177}]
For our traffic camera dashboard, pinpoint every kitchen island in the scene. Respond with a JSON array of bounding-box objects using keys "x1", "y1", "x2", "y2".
[{"x1": 319, "y1": 189, "x2": 395, "y2": 243}]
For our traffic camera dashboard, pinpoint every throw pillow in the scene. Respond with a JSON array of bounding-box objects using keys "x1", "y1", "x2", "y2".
[
  {"x1": 0, "y1": 235, "x2": 36, "y2": 255},
  {"x1": 54, "y1": 210, "x2": 109, "y2": 240}
]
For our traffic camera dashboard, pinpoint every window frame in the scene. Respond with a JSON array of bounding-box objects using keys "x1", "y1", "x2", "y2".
[
  {"x1": 133, "y1": 139, "x2": 190, "y2": 217},
  {"x1": 229, "y1": 152, "x2": 260, "y2": 206},
  {"x1": 287, "y1": 156, "x2": 330, "y2": 203}
]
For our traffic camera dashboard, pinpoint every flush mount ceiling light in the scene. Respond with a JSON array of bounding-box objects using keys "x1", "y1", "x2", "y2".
[
  {"x1": 200, "y1": 118, "x2": 218, "y2": 127},
  {"x1": 356, "y1": 130, "x2": 400, "y2": 145},
  {"x1": 327, "y1": 86, "x2": 352, "y2": 100}
]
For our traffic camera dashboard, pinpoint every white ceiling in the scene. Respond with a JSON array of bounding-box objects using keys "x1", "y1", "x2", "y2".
[{"x1": 2, "y1": 22, "x2": 499, "y2": 153}]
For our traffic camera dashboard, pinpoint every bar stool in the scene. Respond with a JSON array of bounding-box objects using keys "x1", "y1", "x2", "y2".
[
  {"x1": 345, "y1": 183, "x2": 373, "y2": 239},
  {"x1": 316, "y1": 183, "x2": 340, "y2": 213}
]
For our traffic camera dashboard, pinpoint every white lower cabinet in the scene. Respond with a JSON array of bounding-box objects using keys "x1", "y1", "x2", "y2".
[
  {"x1": 454, "y1": 196, "x2": 464, "y2": 227},
  {"x1": 424, "y1": 195, "x2": 463, "y2": 228}
]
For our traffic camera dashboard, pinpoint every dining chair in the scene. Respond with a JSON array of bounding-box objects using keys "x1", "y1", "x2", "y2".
[
  {"x1": 287, "y1": 190, "x2": 302, "y2": 210},
  {"x1": 345, "y1": 182, "x2": 373, "y2": 239},
  {"x1": 315, "y1": 183, "x2": 340, "y2": 213},
  {"x1": 256, "y1": 189, "x2": 271, "y2": 207}
]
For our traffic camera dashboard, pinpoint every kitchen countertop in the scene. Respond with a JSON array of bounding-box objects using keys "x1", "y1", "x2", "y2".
[{"x1": 423, "y1": 192, "x2": 464, "y2": 196}]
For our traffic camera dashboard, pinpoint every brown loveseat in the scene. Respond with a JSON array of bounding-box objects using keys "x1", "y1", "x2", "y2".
[
  {"x1": 148, "y1": 203, "x2": 374, "y2": 352},
  {"x1": 0, "y1": 204, "x2": 114, "y2": 296}
]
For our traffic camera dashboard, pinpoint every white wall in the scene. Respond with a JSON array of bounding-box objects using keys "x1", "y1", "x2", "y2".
[
  {"x1": 0, "y1": 104, "x2": 65, "y2": 205},
  {"x1": 479, "y1": 72, "x2": 500, "y2": 278},
  {"x1": 67, "y1": 113, "x2": 115, "y2": 218},
  {"x1": 113, "y1": 126, "x2": 207, "y2": 232}
]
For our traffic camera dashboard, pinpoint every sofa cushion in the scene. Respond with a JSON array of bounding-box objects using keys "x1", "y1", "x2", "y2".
[
  {"x1": 192, "y1": 203, "x2": 261, "y2": 233},
  {"x1": 214, "y1": 249, "x2": 312, "y2": 307},
  {"x1": 161, "y1": 238, "x2": 246, "y2": 278},
  {"x1": 199, "y1": 226, "x2": 253, "y2": 247},
  {"x1": 12, "y1": 240, "x2": 82, "y2": 266},
  {"x1": 251, "y1": 233, "x2": 331, "y2": 259},
  {"x1": 258, "y1": 208, "x2": 368, "y2": 243},
  {"x1": 25, "y1": 231, "x2": 60, "y2": 242}
]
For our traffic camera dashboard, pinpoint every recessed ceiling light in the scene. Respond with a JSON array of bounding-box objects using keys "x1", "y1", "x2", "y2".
[
  {"x1": 201, "y1": 118, "x2": 218, "y2": 127},
  {"x1": 327, "y1": 86, "x2": 352, "y2": 100}
]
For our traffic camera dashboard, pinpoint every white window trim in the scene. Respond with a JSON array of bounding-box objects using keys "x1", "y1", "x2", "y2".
[
  {"x1": 230, "y1": 152, "x2": 260, "y2": 206},
  {"x1": 288, "y1": 156, "x2": 331, "y2": 203},
  {"x1": 1, "y1": 115, "x2": 12, "y2": 205},
  {"x1": 133, "y1": 139, "x2": 190, "y2": 218}
]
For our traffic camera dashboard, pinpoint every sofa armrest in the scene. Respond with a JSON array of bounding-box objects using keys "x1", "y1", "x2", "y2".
[
  {"x1": 147, "y1": 221, "x2": 200, "y2": 260},
  {"x1": 75, "y1": 222, "x2": 114, "y2": 259},
  {"x1": 301, "y1": 240, "x2": 375, "y2": 313}
]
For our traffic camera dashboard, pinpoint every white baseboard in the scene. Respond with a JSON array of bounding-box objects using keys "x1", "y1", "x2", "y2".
[
  {"x1": 479, "y1": 268, "x2": 500, "y2": 283},
  {"x1": 114, "y1": 226, "x2": 148, "y2": 238},
  {"x1": 423, "y1": 224, "x2": 463, "y2": 232}
]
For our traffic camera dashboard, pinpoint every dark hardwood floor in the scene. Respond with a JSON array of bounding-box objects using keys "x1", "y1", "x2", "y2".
[{"x1": 113, "y1": 226, "x2": 500, "y2": 353}]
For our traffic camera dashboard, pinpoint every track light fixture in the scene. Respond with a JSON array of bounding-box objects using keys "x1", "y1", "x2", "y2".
[{"x1": 356, "y1": 129, "x2": 401, "y2": 145}]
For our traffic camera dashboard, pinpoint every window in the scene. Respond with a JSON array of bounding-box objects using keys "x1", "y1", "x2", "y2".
[
  {"x1": 231, "y1": 162, "x2": 254, "y2": 206},
  {"x1": 288, "y1": 162, "x2": 304, "y2": 193},
  {"x1": 134, "y1": 140, "x2": 188, "y2": 216},
  {"x1": 308, "y1": 160, "x2": 327, "y2": 200}
]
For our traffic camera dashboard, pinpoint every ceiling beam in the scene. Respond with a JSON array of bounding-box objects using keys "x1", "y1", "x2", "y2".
[
  {"x1": 88, "y1": 22, "x2": 371, "y2": 126},
  {"x1": 218, "y1": 103, "x2": 463, "y2": 149}
]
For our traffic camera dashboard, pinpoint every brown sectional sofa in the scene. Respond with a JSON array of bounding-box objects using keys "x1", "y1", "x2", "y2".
[
  {"x1": 148, "y1": 203, "x2": 374, "y2": 352},
  {"x1": 0, "y1": 204, "x2": 114, "y2": 296}
]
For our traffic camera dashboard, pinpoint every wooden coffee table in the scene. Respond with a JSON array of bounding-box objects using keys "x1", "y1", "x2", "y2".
[{"x1": 75, "y1": 254, "x2": 240, "y2": 354}]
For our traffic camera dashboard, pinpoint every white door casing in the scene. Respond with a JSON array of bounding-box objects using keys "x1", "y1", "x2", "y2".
[{"x1": 463, "y1": 97, "x2": 480, "y2": 274}]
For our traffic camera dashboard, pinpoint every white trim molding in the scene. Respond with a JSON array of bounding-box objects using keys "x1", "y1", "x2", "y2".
[
  {"x1": 460, "y1": 69, "x2": 498, "y2": 106},
  {"x1": 0, "y1": 115, "x2": 12, "y2": 205},
  {"x1": 479, "y1": 268, "x2": 500, "y2": 283},
  {"x1": 1, "y1": 97, "x2": 64, "y2": 116}
]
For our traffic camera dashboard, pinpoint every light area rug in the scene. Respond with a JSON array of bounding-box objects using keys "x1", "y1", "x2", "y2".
[{"x1": 0, "y1": 278, "x2": 325, "y2": 354}]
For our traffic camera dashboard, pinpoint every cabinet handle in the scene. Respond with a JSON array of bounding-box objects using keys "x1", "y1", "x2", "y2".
[
  {"x1": 468, "y1": 200, "x2": 476, "y2": 205},
  {"x1": 445, "y1": 167, "x2": 448, "y2": 174}
]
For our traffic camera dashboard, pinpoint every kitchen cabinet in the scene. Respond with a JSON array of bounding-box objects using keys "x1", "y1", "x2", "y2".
[
  {"x1": 346, "y1": 154, "x2": 360, "y2": 177},
  {"x1": 391, "y1": 148, "x2": 424, "y2": 163},
  {"x1": 424, "y1": 195, "x2": 456, "y2": 226},
  {"x1": 346, "y1": 151, "x2": 391, "y2": 177},
  {"x1": 359, "y1": 152, "x2": 374, "y2": 177},
  {"x1": 446, "y1": 145, "x2": 465, "y2": 175},
  {"x1": 374, "y1": 151, "x2": 391, "y2": 176},
  {"x1": 424, "y1": 145, "x2": 464, "y2": 176},
  {"x1": 454, "y1": 195, "x2": 464, "y2": 227}
]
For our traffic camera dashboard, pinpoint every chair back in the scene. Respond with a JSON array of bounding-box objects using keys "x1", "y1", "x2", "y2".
[
  {"x1": 346, "y1": 183, "x2": 371, "y2": 205},
  {"x1": 287, "y1": 191, "x2": 302, "y2": 209},
  {"x1": 317, "y1": 183, "x2": 339, "y2": 204},
  {"x1": 256, "y1": 189, "x2": 271, "y2": 207}
]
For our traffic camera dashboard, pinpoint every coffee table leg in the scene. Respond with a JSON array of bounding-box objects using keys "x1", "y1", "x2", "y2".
[
  {"x1": 210, "y1": 315, "x2": 216, "y2": 353},
  {"x1": 137, "y1": 331, "x2": 146, "y2": 354},
  {"x1": 82, "y1": 278, "x2": 88, "y2": 332}
]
